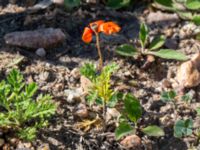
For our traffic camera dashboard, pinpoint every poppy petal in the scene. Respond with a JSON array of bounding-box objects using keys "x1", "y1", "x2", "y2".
[
  {"x1": 99, "y1": 22, "x2": 121, "y2": 35},
  {"x1": 82, "y1": 27, "x2": 93, "y2": 43}
]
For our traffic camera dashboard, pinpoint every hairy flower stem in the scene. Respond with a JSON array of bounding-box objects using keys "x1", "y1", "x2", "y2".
[{"x1": 95, "y1": 32, "x2": 103, "y2": 71}]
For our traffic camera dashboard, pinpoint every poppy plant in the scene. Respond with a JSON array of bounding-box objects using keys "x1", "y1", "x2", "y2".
[{"x1": 82, "y1": 20, "x2": 121, "y2": 71}]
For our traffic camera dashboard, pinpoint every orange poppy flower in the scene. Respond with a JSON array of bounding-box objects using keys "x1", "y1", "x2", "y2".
[
  {"x1": 89, "y1": 20, "x2": 105, "y2": 32},
  {"x1": 82, "y1": 27, "x2": 93, "y2": 43},
  {"x1": 82, "y1": 20, "x2": 120, "y2": 43},
  {"x1": 99, "y1": 22, "x2": 121, "y2": 35}
]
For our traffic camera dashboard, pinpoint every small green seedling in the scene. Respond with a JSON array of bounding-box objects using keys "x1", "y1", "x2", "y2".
[
  {"x1": 161, "y1": 90, "x2": 194, "y2": 138},
  {"x1": 116, "y1": 23, "x2": 187, "y2": 67},
  {"x1": 181, "y1": 93, "x2": 193, "y2": 104},
  {"x1": 161, "y1": 90, "x2": 192, "y2": 104},
  {"x1": 115, "y1": 93, "x2": 164, "y2": 140},
  {"x1": 174, "y1": 119, "x2": 193, "y2": 138},
  {"x1": 161, "y1": 90, "x2": 177, "y2": 102},
  {"x1": 0, "y1": 69, "x2": 56, "y2": 141},
  {"x1": 80, "y1": 63, "x2": 120, "y2": 123}
]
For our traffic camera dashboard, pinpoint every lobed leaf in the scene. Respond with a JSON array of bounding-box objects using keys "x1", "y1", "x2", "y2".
[{"x1": 174, "y1": 119, "x2": 193, "y2": 138}]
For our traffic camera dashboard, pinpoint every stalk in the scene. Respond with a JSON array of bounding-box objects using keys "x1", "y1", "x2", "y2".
[{"x1": 94, "y1": 32, "x2": 103, "y2": 71}]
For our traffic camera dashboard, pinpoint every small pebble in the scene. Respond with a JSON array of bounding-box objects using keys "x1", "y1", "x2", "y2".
[
  {"x1": 36, "y1": 48, "x2": 46, "y2": 57},
  {"x1": 120, "y1": 135, "x2": 142, "y2": 149},
  {"x1": 74, "y1": 103, "x2": 88, "y2": 118}
]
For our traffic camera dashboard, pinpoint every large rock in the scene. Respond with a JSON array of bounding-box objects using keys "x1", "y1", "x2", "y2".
[
  {"x1": 4, "y1": 28, "x2": 66, "y2": 49},
  {"x1": 176, "y1": 53, "x2": 200, "y2": 88},
  {"x1": 147, "y1": 11, "x2": 180, "y2": 27}
]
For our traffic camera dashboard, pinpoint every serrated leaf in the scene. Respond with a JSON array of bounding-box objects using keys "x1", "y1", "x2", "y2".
[
  {"x1": 139, "y1": 23, "x2": 148, "y2": 49},
  {"x1": 185, "y1": 0, "x2": 200, "y2": 10},
  {"x1": 174, "y1": 119, "x2": 193, "y2": 138},
  {"x1": 115, "y1": 122, "x2": 135, "y2": 140},
  {"x1": 116, "y1": 44, "x2": 138, "y2": 57},
  {"x1": 107, "y1": 0, "x2": 131, "y2": 9},
  {"x1": 142, "y1": 125, "x2": 164, "y2": 137},
  {"x1": 124, "y1": 93, "x2": 142, "y2": 124},
  {"x1": 149, "y1": 35, "x2": 166, "y2": 51},
  {"x1": 148, "y1": 49, "x2": 188, "y2": 61},
  {"x1": 25, "y1": 83, "x2": 38, "y2": 98}
]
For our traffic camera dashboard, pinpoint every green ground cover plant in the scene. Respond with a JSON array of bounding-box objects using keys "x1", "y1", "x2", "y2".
[{"x1": 0, "y1": 69, "x2": 56, "y2": 141}]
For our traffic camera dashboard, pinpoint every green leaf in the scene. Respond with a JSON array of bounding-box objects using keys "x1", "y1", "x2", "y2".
[
  {"x1": 107, "y1": 0, "x2": 131, "y2": 9},
  {"x1": 107, "y1": 92, "x2": 122, "y2": 108},
  {"x1": 25, "y1": 83, "x2": 38, "y2": 98},
  {"x1": 80, "y1": 63, "x2": 97, "y2": 81},
  {"x1": 124, "y1": 93, "x2": 142, "y2": 124},
  {"x1": 161, "y1": 90, "x2": 176, "y2": 102},
  {"x1": 154, "y1": 0, "x2": 173, "y2": 7},
  {"x1": 177, "y1": 11, "x2": 193, "y2": 20},
  {"x1": 18, "y1": 127, "x2": 37, "y2": 141},
  {"x1": 0, "y1": 68, "x2": 56, "y2": 141},
  {"x1": 192, "y1": 15, "x2": 200, "y2": 25},
  {"x1": 181, "y1": 93, "x2": 192, "y2": 103},
  {"x1": 142, "y1": 125, "x2": 165, "y2": 137},
  {"x1": 139, "y1": 23, "x2": 148, "y2": 49},
  {"x1": 64, "y1": 0, "x2": 80, "y2": 9},
  {"x1": 116, "y1": 44, "x2": 138, "y2": 57},
  {"x1": 149, "y1": 35, "x2": 166, "y2": 51},
  {"x1": 115, "y1": 122, "x2": 135, "y2": 140},
  {"x1": 185, "y1": 0, "x2": 200, "y2": 10},
  {"x1": 148, "y1": 49, "x2": 188, "y2": 61},
  {"x1": 174, "y1": 119, "x2": 193, "y2": 138},
  {"x1": 196, "y1": 108, "x2": 200, "y2": 116}
]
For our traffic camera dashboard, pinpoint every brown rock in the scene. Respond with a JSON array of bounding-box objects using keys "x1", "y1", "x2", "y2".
[
  {"x1": 176, "y1": 53, "x2": 200, "y2": 88},
  {"x1": 74, "y1": 103, "x2": 89, "y2": 118},
  {"x1": 4, "y1": 28, "x2": 66, "y2": 49},
  {"x1": 147, "y1": 11, "x2": 180, "y2": 27},
  {"x1": 80, "y1": 76, "x2": 93, "y2": 93},
  {"x1": 120, "y1": 135, "x2": 142, "y2": 149}
]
